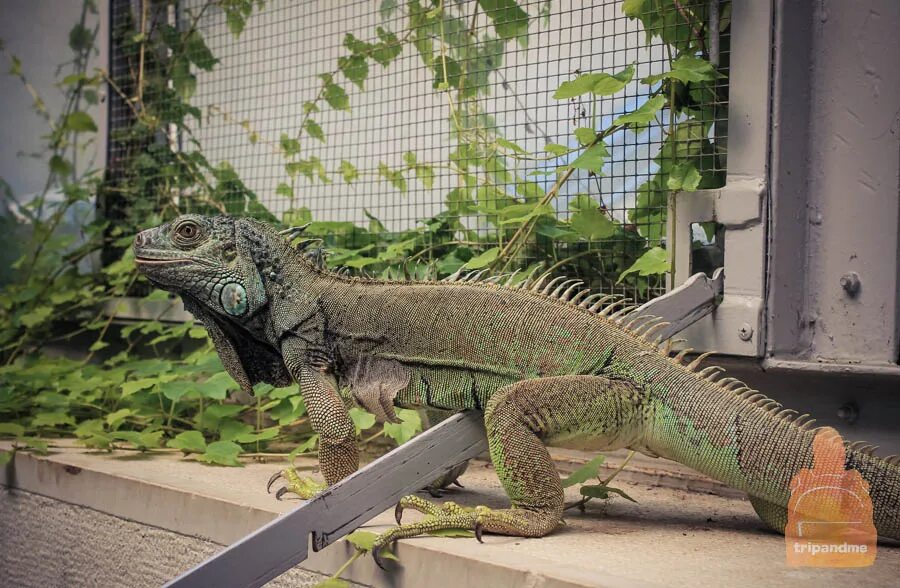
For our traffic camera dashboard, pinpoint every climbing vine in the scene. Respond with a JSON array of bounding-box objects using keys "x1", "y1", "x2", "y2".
[{"x1": 0, "y1": 0, "x2": 729, "y2": 477}]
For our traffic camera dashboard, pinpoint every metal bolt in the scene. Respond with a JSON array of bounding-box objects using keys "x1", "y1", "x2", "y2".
[
  {"x1": 840, "y1": 272, "x2": 861, "y2": 297},
  {"x1": 837, "y1": 403, "x2": 859, "y2": 424},
  {"x1": 738, "y1": 323, "x2": 754, "y2": 341}
]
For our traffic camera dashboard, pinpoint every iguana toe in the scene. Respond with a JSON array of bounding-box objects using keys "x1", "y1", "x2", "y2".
[
  {"x1": 266, "y1": 467, "x2": 326, "y2": 500},
  {"x1": 372, "y1": 497, "x2": 562, "y2": 564}
]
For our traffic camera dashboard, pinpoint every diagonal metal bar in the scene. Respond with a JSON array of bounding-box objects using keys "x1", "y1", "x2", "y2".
[
  {"x1": 165, "y1": 271, "x2": 723, "y2": 588},
  {"x1": 165, "y1": 411, "x2": 487, "y2": 588},
  {"x1": 635, "y1": 268, "x2": 724, "y2": 342}
]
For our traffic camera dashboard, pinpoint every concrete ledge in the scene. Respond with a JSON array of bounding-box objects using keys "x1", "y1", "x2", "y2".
[{"x1": 2, "y1": 443, "x2": 899, "y2": 587}]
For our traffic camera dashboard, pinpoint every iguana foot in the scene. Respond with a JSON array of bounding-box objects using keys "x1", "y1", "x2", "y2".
[
  {"x1": 266, "y1": 468, "x2": 326, "y2": 500},
  {"x1": 371, "y1": 495, "x2": 560, "y2": 569}
]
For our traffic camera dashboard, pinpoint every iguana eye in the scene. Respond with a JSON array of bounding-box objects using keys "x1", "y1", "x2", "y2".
[{"x1": 173, "y1": 220, "x2": 204, "y2": 246}]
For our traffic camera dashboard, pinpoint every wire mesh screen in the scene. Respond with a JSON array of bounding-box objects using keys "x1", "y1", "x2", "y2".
[{"x1": 107, "y1": 0, "x2": 729, "y2": 302}]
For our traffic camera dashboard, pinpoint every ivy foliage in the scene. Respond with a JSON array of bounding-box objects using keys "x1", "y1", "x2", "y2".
[{"x1": 0, "y1": 0, "x2": 729, "y2": 473}]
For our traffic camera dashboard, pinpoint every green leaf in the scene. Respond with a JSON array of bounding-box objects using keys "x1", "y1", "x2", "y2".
[
  {"x1": 569, "y1": 142, "x2": 609, "y2": 172},
  {"x1": 463, "y1": 247, "x2": 500, "y2": 269},
  {"x1": 0, "y1": 423, "x2": 25, "y2": 437},
  {"x1": 477, "y1": 0, "x2": 529, "y2": 44},
  {"x1": 592, "y1": 64, "x2": 634, "y2": 95},
  {"x1": 89, "y1": 341, "x2": 109, "y2": 352},
  {"x1": 338, "y1": 54, "x2": 368, "y2": 91},
  {"x1": 303, "y1": 119, "x2": 325, "y2": 143},
  {"x1": 195, "y1": 372, "x2": 237, "y2": 399},
  {"x1": 580, "y1": 484, "x2": 638, "y2": 503},
  {"x1": 225, "y1": 10, "x2": 246, "y2": 37},
  {"x1": 166, "y1": 430, "x2": 207, "y2": 454},
  {"x1": 49, "y1": 155, "x2": 73, "y2": 177},
  {"x1": 69, "y1": 23, "x2": 93, "y2": 52},
  {"x1": 496, "y1": 203, "x2": 555, "y2": 225},
  {"x1": 339, "y1": 160, "x2": 358, "y2": 183},
  {"x1": 19, "y1": 306, "x2": 53, "y2": 328},
  {"x1": 348, "y1": 407, "x2": 376, "y2": 434},
  {"x1": 617, "y1": 246, "x2": 668, "y2": 283},
  {"x1": 345, "y1": 530, "x2": 378, "y2": 551},
  {"x1": 21, "y1": 437, "x2": 49, "y2": 455},
  {"x1": 496, "y1": 137, "x2": 526, "y2": 154},
  {"x1": 185, "y1": 31, "x2": 218, "y2": 71},
  {"x1": 218, "y1": 420, "x2": 254, "y2": 442},
  {"x1": 666, "y1": 162, "x2": 702, "y2": 192},
  {"x1": 280, "y1": 133, "x2": 301, "y2": 156},
  {"x1": 235, "y1": 426, "x2": 280, "y2": 444},
  {"x1": 378, "y1": 162, "x2": 407, "y2": 193},
  {"x1": 544, "y1": 143, "x2": 569, "y2": 156},
  {"x1": 573, "y1": 127, "x2": 596, "y2": 146},
  {"x1": 112, "y1": 430, "x2": 164, "y2": 451},
  {"x1": 643, "y1": 56, "x2": 719, "y2": 85},
  {"x1": 121, "y1": 378, "x2": 158, "y2": 397},
  {"x1": 553, "y1": 64, "x2": 633, "y2": 100},
  {"x1": 569, "y1": 201, "x2": 616, "y2": 241},
  {"x1": 105, "y1": 408, "x2": 134, "y2": 429},
  {"x1": 379, "y1": 0, "x2": 397, "y2": 19},
  {"x1": 613, "y1": 95, "x2": 666, "y2": 126},
  {"x1": 32, "y1": 412, "x2": 76, "y2": 428},
  {"x1": 0, "y1": 450, "x2": 12, "y2": 466},
  {"x1": 288, "y1": 434, "x2": 319, "y2": 461},
  {"x1": 69, "y1": 23, "x2": 94, "y2": 53},
  {"x1": 561, "y1": 454, "x2": 606, "y2": 488},
  {"x1": 171, "y1": 59, "x2": 197, "y2": 100},
  {"x1": 158, "y1": 381, "x2": 194, "y2": 402},
  {"x1": 276, "y1": 183, "x2": 294, "y2": 199},
  {"x1": 553, "y1": 73, "x2": 600, "y2": 100},
  {"x1": 382, "y1": 408, "x2": 422, "y2": 445},
  {"x1": 198, "y1": 440, "x2": 243, "y2": 466},
  {"x1": 320, "y1": 74, "x2": 350, "y2": 111},
  {"x1": 622, "y1": 0, "x2": 647, "y2": 18}
]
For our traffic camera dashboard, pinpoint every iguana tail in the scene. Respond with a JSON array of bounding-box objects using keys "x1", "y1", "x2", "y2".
[{"x1": 643, "y1": 374, "x2": 900, "y2": 540}]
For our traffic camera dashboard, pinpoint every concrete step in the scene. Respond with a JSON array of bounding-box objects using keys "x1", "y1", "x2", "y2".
[{"x1": 2, "y1": 442, "x2": 897, "y2": 587}]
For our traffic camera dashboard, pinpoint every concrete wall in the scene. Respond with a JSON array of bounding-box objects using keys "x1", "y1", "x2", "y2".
[{"x1": 0, "y1": 489, "x2": 339, "y2": 587}]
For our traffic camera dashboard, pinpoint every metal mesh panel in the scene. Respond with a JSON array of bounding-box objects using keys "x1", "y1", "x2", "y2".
[{"x1": 107, "y1": 0, "x2": 729, "y2": 301}]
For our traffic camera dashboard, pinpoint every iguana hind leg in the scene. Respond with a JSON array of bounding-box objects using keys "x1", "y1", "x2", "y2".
[
  {"x1": 748, "y1": 495, "x2": 788, "y2": 534},
  {"x1": 372, "y1": 375, "x2": 646, "y2": 564}
]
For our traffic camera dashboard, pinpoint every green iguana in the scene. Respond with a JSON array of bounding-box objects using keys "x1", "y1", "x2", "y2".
[{"x1": 134, "y1": 214, "x2": 900, "y2": 563}]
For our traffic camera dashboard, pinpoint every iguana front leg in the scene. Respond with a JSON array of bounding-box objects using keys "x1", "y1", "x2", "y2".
[
  {"x1": 268, "y1": 338, "x2": 358, "y2": 499},
  {"x1": 372, "y1": 375, "x2": 645, "y2": 565}
]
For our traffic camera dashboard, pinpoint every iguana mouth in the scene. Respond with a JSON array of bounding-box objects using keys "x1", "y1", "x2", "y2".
[{"x1": 134, "y1": 256, "x2": 193, "y2": 266}]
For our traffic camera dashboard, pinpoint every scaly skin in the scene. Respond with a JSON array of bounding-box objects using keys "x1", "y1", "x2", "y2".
[{"x1": 134, "y1": 215, "x2": 900, "y2": 564}]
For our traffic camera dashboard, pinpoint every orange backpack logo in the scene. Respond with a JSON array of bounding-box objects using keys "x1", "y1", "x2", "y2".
[{"x1": 785, "y1": 427, "x2": 877, "y2": 567}]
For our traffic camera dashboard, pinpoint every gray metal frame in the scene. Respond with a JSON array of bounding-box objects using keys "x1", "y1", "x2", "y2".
[{"x1": 766, "y1": 0, "x2": 900, "y2": 375}]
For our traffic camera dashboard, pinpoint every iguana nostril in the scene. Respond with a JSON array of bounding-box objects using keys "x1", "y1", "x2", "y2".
[{"x1": 134, "y1": 231, "x2": 147, "y2": 248}]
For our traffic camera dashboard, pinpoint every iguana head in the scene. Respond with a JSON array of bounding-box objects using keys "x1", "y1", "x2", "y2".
[
  {"x1": 133, "y1": 214, "x2": 268, "y2": 320},
  {"x1": 133, "y1": 214, "x2": 294, "y2": 393}
]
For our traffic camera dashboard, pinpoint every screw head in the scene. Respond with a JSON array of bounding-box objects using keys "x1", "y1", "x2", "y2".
[
  {"x1": 738, "y1": 323, "x2": 754, "y2": 341},
  {"x1": 840, "y1": 272, "x2": 861, "y2": 296}
]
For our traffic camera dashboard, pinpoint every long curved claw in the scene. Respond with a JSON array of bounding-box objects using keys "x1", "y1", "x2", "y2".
[
  {"x1": 452, "y1": 480, "x2": 465, "y2": 488},
  {"x1": 266, "y1": 470, "x2": 283, "y2": 494},
  {"x1": 275, "y1": 486, "x2": 290, "y2": 501},
  {"x1": 395, "y1": 502, "x2": 404, "y2": 525},
  {"x1": 372, "y1": 544, "x2": 392, "y2": 571}
]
